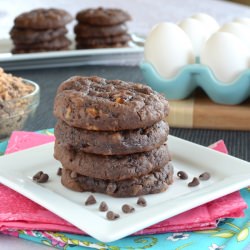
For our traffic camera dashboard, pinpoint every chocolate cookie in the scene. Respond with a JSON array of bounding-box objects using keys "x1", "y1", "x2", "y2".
[
  {"x1": 14, "y1": 8, "x2": 73, "y2": 29},
  {"x1": 75, "y1": 33, "x2": 131, "y2": 46},
  {"x1": 76, "y1": 7, "x2": 131, "y2": 26},
  {"x1": 61, "y1": 163, "x2": 174, "y2": 197},
  {"x1": 55, "y1": 119, "x2": 169, "y2": 155},
  {"x1": 54, "y1": 76, "x2": 169, "y2": 131},
  {"x1": 10, "y1": 27, "x2": 67, "y2": 44},
  {"x1": 74, "y1": 23, "x2": 128, "y2": 38},
  {"x1": 54, "y1": 140, "x2": 170, "y2": 181},
  {"x1": 14, "y1": 36, "x2": 71, "y2": 49}
]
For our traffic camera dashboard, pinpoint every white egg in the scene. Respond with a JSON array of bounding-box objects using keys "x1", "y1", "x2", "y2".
[
  {"x1": 179, "y1": 18, "x2": 210, "y2": 56},
  {"x1": 234, "y1": 17, "x2": 250, "y2": 27},
  {"x1": 144, "y1": 22, "x2": 195, "y2": 79},
  {"x1": 200, "y1": 32, "x2": 249, "y2": 83},
  {"x1": 191, "y1": 13, "x2": 219, "y2": 36},
  {"x1": 219, "y1": 22, "x2": 250, "y2": 51}
]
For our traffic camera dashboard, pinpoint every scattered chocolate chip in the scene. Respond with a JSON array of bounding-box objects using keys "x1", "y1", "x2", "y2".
[
  {"x1": 57, "y1": 167, "x2": 62, "y2": 176},
  {"x1": 85, "y1": 194, "x2": 96, "y2": 205},
  {"x1": 38, "y1": 173, "x2": 49, "y2": 183},
  {"x1": 106, "y1": 211, "x2": 120, "y2": 220},
  {"x1": 137, "y1": 196, "x2": 147, "y2": 207},
  {"x1": 99, "y1": 201, "x2": 108, "y2": 212},
  {"x1": 33, "y1": 171, "x2": 49, "y2": 183},
  {"x1": 122, "y1": 204, "x2": 135, "y2": 213},
  {"x1": 33, "y1": 171, "x2": 43, "y2": 181},
  {"x1": 188, "y1": 177, "x2": 200, "y2": 187},
  {"x1": 177, "y1": 171, "x2": 188, "y2": 180},
  {"x1": 199, "y1": 172, "x2": 211, "y2": 181},
  {"x1": 70, "y1": 171, "x2": 78, "y2": 179}
]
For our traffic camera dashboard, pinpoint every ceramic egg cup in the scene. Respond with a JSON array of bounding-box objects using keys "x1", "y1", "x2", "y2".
[{"x1": 140, "y1": 61, "x2": 250, "y2": 105}]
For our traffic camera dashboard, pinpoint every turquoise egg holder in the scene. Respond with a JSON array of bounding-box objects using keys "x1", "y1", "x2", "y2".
[{"x1": 140, "y1": 61, "x2": 250, "y2": 105}]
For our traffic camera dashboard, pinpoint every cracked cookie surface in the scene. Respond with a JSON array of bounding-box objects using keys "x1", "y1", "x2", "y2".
[
  {"x1": 76, "y1": 7, "x2": 131, "y2": 26},
  {"x1": 53, "y1": 76, "x2": 169, "y2": 131},
  {"x1": 14, "y1": 8, "x2": 73, "y2": 29}
]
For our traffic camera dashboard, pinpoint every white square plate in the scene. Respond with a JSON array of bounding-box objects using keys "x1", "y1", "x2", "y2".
[{"x1": 0, "y1": 135, "x2": 249, "y2": 242}]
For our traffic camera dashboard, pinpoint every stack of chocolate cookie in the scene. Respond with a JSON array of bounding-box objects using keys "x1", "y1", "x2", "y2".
[
  {"x1": 53, "y1": 76, "x2": 173, "y2": 197},
  {"x1": 10, "y1": 8, "x2": 73, "y2": 54},
  {"x1": 74, "y1": 7, "x2": 132, "y2": 49}
]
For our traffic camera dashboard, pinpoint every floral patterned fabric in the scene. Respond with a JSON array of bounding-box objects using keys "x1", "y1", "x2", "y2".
[
  {"x1": 0, "y1": 129, "x2": 250, "y2": 249},
  {"x1": 2, "y1": 208, "x2": 250, "y2": 250}
]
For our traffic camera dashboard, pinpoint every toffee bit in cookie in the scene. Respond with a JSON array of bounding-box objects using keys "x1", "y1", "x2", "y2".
[
  {"x1": 199, "y1": 172, "x2": 211, "y2": 181},
  {"x1": 106, "y1": 211, "x2": 120, "y2": 220},
  {"x1": 106, "y1": 183, "x2": 117, "y2": 194},
  {"x1": 137, "y1": 196, "x2": 147, "y2": 207},
  {"x1": 188, "y1": 177, "x2": 200, "y2": 187},
  {"x1": 57, "y1": 167, "x2": 62, "y2": 176},
  {"x1": 33, "y1": 171, "x2": 49, "y2": 183},
  {"x1": 115, "y1": 97, "x2": 125, "y2": 104},
  {"x1": 70, "y1": 171, "x2": 78, "y2": 179},
  {"x1": 122, "y1": 204, "x2": 135, "y2": 213},
  {"x1": 177, "y1": 171, "x2": 188, "y2": 180},
  {"x1": 85, "y1": 194, "x2": 96, "y2": 205},
  {"x1": 99, "y1": 201, "x2": 108, "y2": 212}
]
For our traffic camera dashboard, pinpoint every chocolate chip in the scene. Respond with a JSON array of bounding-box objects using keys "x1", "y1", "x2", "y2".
[
  {"x1": 33, "y1": 171, "x2": 43, "y2": 181},
  {"x1": 122, "y1": 204, "x2": 135, "y2": 213},
  {"x1": 177, "y1": 171, "x2": 188, "y2": 180},
  {"x1": 199, "y1": 172, "x2": 211, "y2": 181},
  {"x1": 70, "y1": 171, "x2": 78, "y2": 179},
  {"x1": 57, "y1": 167, "x2": 62, "y2": 176},
  {"x1": 38, "y1": 173, "x2": 49, "y2": 183},
  {"x1": 33, "y1": 171, "x2": 49, "y2": 183},
  {"x1": 188, "y1": 177, "x2": 200, "y2": 187},
  {"x1": 85, "y1": 194, "x2": 96, "y2": 205},
  {"x1": 106, "y1": 211, "x2": 120, "y2": 220},
  {"x1": 137, "y1": 196, "x2": 147, "y2": 207},
  {"x1": 99, "y1": 201, "x2": 108, "y2": 212}
]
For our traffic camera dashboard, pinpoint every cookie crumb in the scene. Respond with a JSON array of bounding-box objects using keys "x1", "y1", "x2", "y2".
[
  {"x1": 122, "y1": 204, "x2": 135, "y2": 213},
  {"x1": 85, "y1": 194, "x2": 96, "y2": 205},
  {"x1": 106, "y1": 211, "x2": 120, "y2": 220},
  {"x1": 188, "y1": 177, "x2": 200, "y2": 187},
  {"x1": 33, "y1": 171, "x2": 49, "y2": 183},
  {"x1": 99, "y1": 201, "x2": 108, "y2": 212},
  {"x1": 199, "y1": 172, "x2": 211, "y2": 181},
  {"x1": 137, "y1": 196, "x2": 147, "y2": 207},
  {"x1": 177, "y1": 171, "x2": 188, "y2": 180},
  {"x1": 57, "y1": 167, "x2": 62, "y2": 176}
]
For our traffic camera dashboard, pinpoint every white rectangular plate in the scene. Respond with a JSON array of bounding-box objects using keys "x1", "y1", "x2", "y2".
[
  {"x1": 0, "y1": 135, "x2": 249, "y2": 242},
  {"x1": 0, "y1": 35, "x2": 144, "y2": 70}
]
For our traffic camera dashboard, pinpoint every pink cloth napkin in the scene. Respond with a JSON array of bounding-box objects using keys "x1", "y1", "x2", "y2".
[{"x1": 0, "y1": 131, "x2": 247, "y2": 235}]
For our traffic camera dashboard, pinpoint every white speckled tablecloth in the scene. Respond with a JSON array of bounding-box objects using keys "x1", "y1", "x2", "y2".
[{"x1": 0, "y1": 0, "x2": 250, "y2": 249}]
